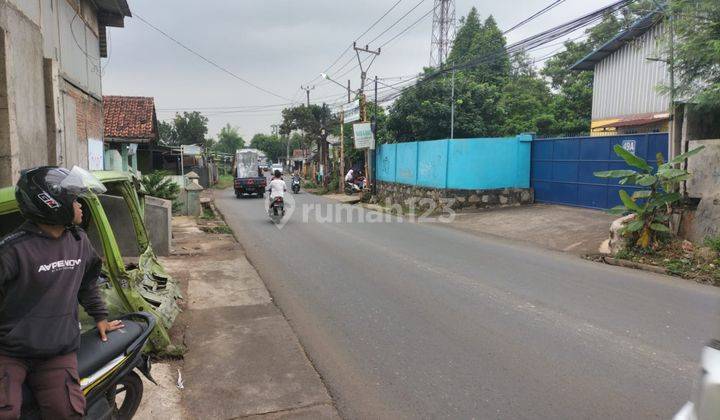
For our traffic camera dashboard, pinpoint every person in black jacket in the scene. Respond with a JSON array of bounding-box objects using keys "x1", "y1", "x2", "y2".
[{"x1": 0, "y1": 166, "x2": 124, "y2": 419}]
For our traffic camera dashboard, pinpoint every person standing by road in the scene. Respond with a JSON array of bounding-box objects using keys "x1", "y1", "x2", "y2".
[{"x1": 0, "y1": 166, "x2": 124, "y2": 419}]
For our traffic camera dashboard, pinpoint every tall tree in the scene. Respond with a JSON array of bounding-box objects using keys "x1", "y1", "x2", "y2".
[
  {"x1": 669, "y1": 0, "x2": 720, "y2": 110},
  {"x1": 498, "y1": 52, "x2": 555, "y2": 135},
  {"x1": 172, "y1": 111, "x2": 209, "y2": 146},
  {"x1": 250, "y1": 133, "x2": 300, "y2": 162},
  {"x1": 158, "y1": 120, "x2": 178, "y2": 145},
  {"x1": 214, "y1": 124, "x2": 245, "y2": 154},
  {"x1": 388, "y1": 10, "x2": 510, "y2": 140},
  {"x1": 541, "y1": 2, "x2": 658, "y2": 134}
]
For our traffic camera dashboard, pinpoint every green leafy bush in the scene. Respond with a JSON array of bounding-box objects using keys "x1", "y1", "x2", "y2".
[
  {"x1": 594, "y1": 145, "x2": 704, "y2": 249},
  {"x1": 142, "y1": 171, "x2": 181, "y2": 212},
  {"x1": 705, "y1": 235, "x2": 720, "y2": 253}
]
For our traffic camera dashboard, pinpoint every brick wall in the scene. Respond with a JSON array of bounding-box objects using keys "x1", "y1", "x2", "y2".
[{"x1": 62, "y1": 81, "x2": 102, "y2": 168}]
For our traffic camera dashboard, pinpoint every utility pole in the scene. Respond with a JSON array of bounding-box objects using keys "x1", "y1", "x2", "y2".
[
  {"x1": 450, "y1": 64, "x2": 455, "y2": 139},
  {"x1": 353, "y1": 42, "x2": 381, "y2": 188},
  {"x1": 300, "y1": 85, "x2": 315, "y2": 107}
]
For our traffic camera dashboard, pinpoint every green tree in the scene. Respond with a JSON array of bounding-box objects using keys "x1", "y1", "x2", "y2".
[
  {"x1": 498, "y1": 52, "x2": 555, "y2": 135},
  {"x1": 280, "y1": 104, "x2": 337, "y2": 154},
  {"x1": 541, "y1": 3, "x2": 658, "y2": 134},
  {"x1": 249, "y1": 133, "x2": 297, "y2": 162},
  {"x1": 172, "y1": 111, "x2": 209, "y2": 146},
  {"x1": 668, "y1": 0, "x2": 720, "y2": 110},
  {"x1": 214, "y1": 124, "x2": 245, "y2": 154},
  {"x1": 158, "y1": 120, "x2": 177, "y2": 145},
  {"x1": 388, "y1": 9, "x2": 509, "y2": 140}
]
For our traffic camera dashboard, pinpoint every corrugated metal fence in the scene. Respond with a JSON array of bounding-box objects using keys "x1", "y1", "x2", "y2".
[
  {"x1": 376, "y1": 135, "x2": 533, "y2": 189},
  {"x1": 531, "y1": 133, "x2": 669, "y2": 209}
]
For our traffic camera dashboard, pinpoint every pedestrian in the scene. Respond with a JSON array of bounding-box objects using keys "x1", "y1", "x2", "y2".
[{"x1": 0, "y1": 166, "x2": 124, "y2": 419}]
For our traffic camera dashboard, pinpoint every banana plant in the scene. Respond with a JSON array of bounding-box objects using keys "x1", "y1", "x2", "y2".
[{"x1": 594, "y1": 144, "x2": 704, "y2": 249}]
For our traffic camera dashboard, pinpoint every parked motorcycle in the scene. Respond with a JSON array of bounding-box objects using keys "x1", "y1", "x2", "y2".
[
  {"x1": 21, "y1": 312, "x2": 157, "y2": 420},
  {"x1": 344, "y1": 181, "x2": 361, "y2": 195},
  {"x1": 269, "y1": 196, "x2": 285, "y2": 223},
  {"x1": 291, "y1": 176, "x2": 301, "y2": 194}
]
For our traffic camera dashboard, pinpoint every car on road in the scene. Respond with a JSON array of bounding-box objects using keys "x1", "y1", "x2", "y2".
[{"x1": 271, "y1": 163, "x2": 284, "y2": 175}]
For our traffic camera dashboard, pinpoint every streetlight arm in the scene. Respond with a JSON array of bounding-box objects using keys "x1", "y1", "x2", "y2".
[{"x1": 321, "y1": 73, "x2": 349, "y2": 91}]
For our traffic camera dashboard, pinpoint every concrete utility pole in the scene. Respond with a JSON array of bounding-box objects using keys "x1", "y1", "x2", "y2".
[
  {"x1": 450, "y1": 64, "x2": 455, "y2": 139},
  {"x1": 353, "y1": 42, "x2": 381, "y2": 187},
  {"x1": 300, "y1": 85, "x2": 315, "y2": 107}
]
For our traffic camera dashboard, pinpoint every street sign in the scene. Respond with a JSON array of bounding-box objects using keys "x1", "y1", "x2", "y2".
[
  {"x1": 327, "y1": 135, "x2": 341, "y2": 145},
  {"x1": 342, "y1": 100, "x2": 361, "y2": 123},
  {"x1": 353, "y1": 122, "x2": 375, "y2": 150}
]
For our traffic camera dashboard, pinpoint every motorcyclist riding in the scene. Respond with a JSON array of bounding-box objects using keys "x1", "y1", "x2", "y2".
[
  {"x1": 0, "y1": 166, "x2": 124, "y2": 419},
  {"x1": 267, "y1": 170, "x2": 286, "y2": 214}
]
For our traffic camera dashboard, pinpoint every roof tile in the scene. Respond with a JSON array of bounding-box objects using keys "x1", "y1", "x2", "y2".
[{"x1": 103, "y1": 95, "x2": 158, "y2": 142}]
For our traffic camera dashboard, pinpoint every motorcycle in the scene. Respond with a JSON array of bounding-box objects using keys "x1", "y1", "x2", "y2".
[
  {"x1": 21, "y1": 312, "x2": 157, "y2": 420},
  {"x1": 291, "y1": 177, "x2": 301, "y2": 194},
  {"x1": 269, "y1": 196, "x2": 285, "y2": 223},
  {"x1": 344, "y1": 181, "x2": 362, "y2": 195}
]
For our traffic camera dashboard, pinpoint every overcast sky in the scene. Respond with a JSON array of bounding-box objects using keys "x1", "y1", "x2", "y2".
[{"x1": 102, "y1": 0, "x2": 618, "y2": 140}]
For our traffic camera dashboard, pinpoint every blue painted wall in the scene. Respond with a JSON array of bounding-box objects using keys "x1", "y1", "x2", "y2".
[
  {"x1": 531, "y1": 133, "x2": 668, "y2": 209},
  {"x1": 376, "y1": 135, "x2": 532, "y2": 190},
  {"x1": 395, "y1": 142, "x2": 418, "y2": 185}
]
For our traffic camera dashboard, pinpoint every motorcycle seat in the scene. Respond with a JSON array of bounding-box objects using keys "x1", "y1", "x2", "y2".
[{"x1": 77, "y1": 320, "x2": 144, "y2": 379}]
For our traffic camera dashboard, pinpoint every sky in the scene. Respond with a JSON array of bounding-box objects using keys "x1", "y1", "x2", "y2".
[{"x1": 102, "y1": 0, "x2": 619, "y2": 140}]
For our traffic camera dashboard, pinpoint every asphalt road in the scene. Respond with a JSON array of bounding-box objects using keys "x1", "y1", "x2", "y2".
[{"x1": 215, "y1": 184, "x2": 720, "y2": 420}]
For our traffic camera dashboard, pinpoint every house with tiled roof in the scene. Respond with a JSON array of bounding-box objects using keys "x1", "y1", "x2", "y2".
[{"x1": 103, "y1": 95, "x2": 159, "y2": 171}]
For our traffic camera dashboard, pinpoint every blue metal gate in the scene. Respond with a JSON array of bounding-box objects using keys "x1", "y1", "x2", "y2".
[{"x1": 531, "y1": 133, "x2": 668, "y2": 209}]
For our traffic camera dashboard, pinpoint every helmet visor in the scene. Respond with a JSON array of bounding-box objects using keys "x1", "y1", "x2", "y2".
[{"x1": 59, "y1": 166, "x2": 107, "y2": 195}]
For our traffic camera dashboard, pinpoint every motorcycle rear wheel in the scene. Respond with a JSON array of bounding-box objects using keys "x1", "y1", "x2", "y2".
[{"x1": 108, "y1": 371, "x2": 143, "y2": 420}]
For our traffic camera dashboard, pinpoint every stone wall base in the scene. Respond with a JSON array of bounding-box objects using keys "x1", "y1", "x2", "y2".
[{"x1": 374, "y1": 181, "x2": 534, "y2": 213}]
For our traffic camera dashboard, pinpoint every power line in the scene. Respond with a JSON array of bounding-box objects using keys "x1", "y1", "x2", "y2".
[
  {"x1": 133, "y1": 12, "x2": 292, "y2": 101},
  {"x1": 355, "y1": 0, "x2": 406, "y2": 42},
  {"x1": 305, "y1": 0, "x2": 405, "y2": 85},
  {"x1": 335, "y1": 0, "x2": 635, "y2": 110},
  {"x1": 368, "y1": 0, "x2": 428, "y2": 45},
  {"x1": 503, "y1": 0, "x2": 567, "y2": 34},
  {"x1": 380, "y1": 5, "x2": 436, "y2": 48}
]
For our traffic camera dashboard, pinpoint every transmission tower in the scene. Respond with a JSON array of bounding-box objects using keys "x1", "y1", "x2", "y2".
[{"x1": 429, "y1": 0, "x2": 456, "y2": 67}]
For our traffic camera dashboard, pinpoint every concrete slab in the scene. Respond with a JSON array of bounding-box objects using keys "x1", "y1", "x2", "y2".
[
  {"x1": 135, "y1": 361, "x2": 185, "y2": 420},
  {"x1": 248, "y1": 404, "x2": 340, "y2": 419},
  {"x1": 183, "y1": 304, "x2": 333, "y2": 419},
  {"x1": 161, "y1": 257, "x2": 271, "y2": 310},
  {"x1": 323, "y1": 193, "x2": 361, "y2": 204},
  {"x1": 434, "y1": 204, "x2": 615, "y2": 255}
]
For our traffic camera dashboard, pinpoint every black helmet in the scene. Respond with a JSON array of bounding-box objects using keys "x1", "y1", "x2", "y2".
[{"x1": 15, "y1": 166, "x2": 106, "y2": 226}]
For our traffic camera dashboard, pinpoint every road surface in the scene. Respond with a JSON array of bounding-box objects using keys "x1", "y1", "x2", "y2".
[{"x1": 215, "y1": 185, "x2": 720, "y2": 419}]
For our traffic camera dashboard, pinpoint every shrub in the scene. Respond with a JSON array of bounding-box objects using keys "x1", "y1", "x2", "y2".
[
  {"x1": 705, "y1": 235, "x2": 720, "y2": 253},
  {"x1": 594, "y1": 145, "x2": 704, "y2": 249},
  {"x1": 142, "y1": 171, "x2": 181, "y2": 212}
]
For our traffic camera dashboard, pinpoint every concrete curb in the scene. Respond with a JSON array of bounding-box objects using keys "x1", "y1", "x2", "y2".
[{"x1": 600, "y1": 256, "x2": 669, "y2": 275}]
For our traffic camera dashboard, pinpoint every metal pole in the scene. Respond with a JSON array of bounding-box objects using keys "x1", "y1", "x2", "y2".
[
  {"x1": 340, "y1": 111, "x2": 345, "y2": 193},
  {"x1": 347, "y1": 80, "x2": 351, "y2": 103},
  {"x1": 450, "y1": 64, "x2": 455, "y2": 139}
]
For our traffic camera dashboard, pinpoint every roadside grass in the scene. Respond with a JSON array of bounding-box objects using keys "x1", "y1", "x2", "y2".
[
  {"x1": 614, "y1": 240, "x2": 719, "y2": 286},
  {"x1": 200, "y1": 225, "x2": 233, "y2": 235},
  {"x1": 214, "y1": 174, "x2": 234, "y2": 190}
]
